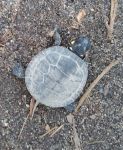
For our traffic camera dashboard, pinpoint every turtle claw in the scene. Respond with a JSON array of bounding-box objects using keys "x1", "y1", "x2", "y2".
[{"x1": 64, "y1": 103, "x2": 75, "y2": 112}]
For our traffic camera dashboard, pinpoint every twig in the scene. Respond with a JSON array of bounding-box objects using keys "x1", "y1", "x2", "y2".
[
  {"x1": 72, "y1": 117, "x2": 81, "y2": 150},
  {"x1": 39, "y1": 126, "x2": 57, "y2": 139},
  {"x1": 18, "y1": 113, "x2": 29, "y2": 139},
  {"x1": 50, "y1": 124, "x2": 64, "y2": 137},
  {"x1": 0, "y1": 43, "x2": 4, "y2": 47},
  {"x1": 75, "y1": 60, "x2": 119, "y2": 112},
  {"x1": 18, "y1": 98, "x2": 38, "y2": 138},
  {"x1": 29, "y1": 97, "x2": 36, "y2": 117},
  {"x1": 86, "y1": 140, "x2": 105, "y2": 145},
  {"x1": 30, "y1": 100, "x2": 39, "y2": 120},
  {"x1": 106, "y1": 0, "x2": 118, "y2": 40}
]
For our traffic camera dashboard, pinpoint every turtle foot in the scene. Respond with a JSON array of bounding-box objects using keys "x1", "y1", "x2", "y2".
[
  {"x1": 64, "y1": 103, "x2": 75, "y2": 112},
  {"x1": 12, "y1": 60, "x2": 25, "y2": 79}
]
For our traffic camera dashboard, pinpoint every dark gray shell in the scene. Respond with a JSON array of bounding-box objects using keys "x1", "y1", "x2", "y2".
[{"x1": 25, "y1": 46, "x2": 88, "y2": 107}]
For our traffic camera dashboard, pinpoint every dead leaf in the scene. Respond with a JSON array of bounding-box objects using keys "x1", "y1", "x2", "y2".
[
  {"x1": 45, "y1": 124, "x2": 51, "y2": 132},
  {"x1": 67, "y1": 113, "x2": 74, "y2": 124},
  {"x1": 76, "y1": 9, "x2": 86, "y2": 24},
  {"x1": 104, "y1": 82, "x2": 110, "y2": 96}
]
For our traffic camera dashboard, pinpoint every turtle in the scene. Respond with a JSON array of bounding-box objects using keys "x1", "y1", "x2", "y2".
[{"x1": 12, "y1": 28, "x2": 91, "y2": 116}]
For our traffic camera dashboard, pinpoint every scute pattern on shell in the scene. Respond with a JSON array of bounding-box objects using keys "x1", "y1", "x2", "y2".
[{"x1": 25, "y1": 46, "x2": 88, "y2": 107}]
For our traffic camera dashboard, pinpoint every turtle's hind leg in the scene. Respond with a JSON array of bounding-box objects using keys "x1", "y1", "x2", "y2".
[{"x1": 64, "y1": 103, "x2": 75, "y2": 112}]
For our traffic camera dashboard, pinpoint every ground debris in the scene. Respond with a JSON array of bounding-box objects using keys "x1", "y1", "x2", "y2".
[
  {"x1": 29, "y1": 97, "x2": 36, "y2": 117},
  {"x1": 105, "y1": 0, "x2": 118, "y2": 40},
  {"x1": 39, "y1": 126, "x2": 57, "y2": 139},
  {"x1": 39, "y1": 124, "x2": 64, "y2": 139},
  {"x1": 71, "y1": 9, "x2": 86, "y2": 29},
  {"x1": 45, "y1": 124, "x2": 51, "y2": 132},
  {"x1": 67, "y1": 114, "x2": 80, "y2": 150},
  {"x1": 50, "y1": 124, "x2": 64, "y2": 137},
  {"x1": 76, "y1": 9, "x2": 86, "y2": 24},
  {"x1": 18, "y1": 114, "x2": 29, "y2": 139},
  {"x1": 104, "y1": 82, "x2": 110, "y2": 96},
  {"x1": 75, "y1": 59, "x2": 119, "y2": 112}
]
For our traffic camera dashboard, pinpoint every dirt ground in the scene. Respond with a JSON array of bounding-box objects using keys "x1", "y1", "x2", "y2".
[{"x1": 0, "y1": 0, "x2": 123, "y2": 150}]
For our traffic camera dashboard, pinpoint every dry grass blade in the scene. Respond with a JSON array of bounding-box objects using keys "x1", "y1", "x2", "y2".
[
  {"x1": 39, "y1": 126, "x2": 57, "y2": 139},
  {"x1": 50, "y1": 124, "x2": 64, "y2": 137},
  {"x1": 29, "y1": 97, "x2": 36, "y2": 117},
  {"x1": 67, "y1": 114, "x2": 80, "y2": 150},
  {"x1": 106, "y1": 0, "x2": 118, "y2": 40},
  {"x1": 75, "y1": 60, "x2": 119, "y2": 112},
  {"x1": 18, "y1": 114, "x2": 29, "y2": 139},
  {"x1": 72, "y1": 115, "x2": 80, "y2": 150},
  {"x1": 29, "y1": 98, "x2": 39, "y2": 119}
]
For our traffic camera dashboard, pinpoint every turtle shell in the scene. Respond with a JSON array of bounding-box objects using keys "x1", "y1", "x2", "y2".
[{"x1": 25, "y1": 46, "x2": 88, "y2": 107}]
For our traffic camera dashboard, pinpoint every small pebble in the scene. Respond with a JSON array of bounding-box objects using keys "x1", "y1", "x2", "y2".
[
  {"x1": 90, "y1": 114, "x2": 96, "y2": 119},
  {"x1": 26, "y1": 104, "x2": 29, "y2": 108},
  {"x1": 2, "y1": 119, "x2": 9, "y2": 127}
]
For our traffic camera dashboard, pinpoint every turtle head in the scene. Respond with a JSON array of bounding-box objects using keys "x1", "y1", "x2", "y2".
[{"x1": 71, "y1": 36, "x2": 91, "y2": 59}]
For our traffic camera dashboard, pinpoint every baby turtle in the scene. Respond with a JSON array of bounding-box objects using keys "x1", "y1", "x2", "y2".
[{"x1": 12, "y1": 29, "x2": 90, "y2": 114}]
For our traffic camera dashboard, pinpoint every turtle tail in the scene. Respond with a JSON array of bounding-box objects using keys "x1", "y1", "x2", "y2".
[{"x1": 53, "y1": 27, "x2": 61, "y2": 46}]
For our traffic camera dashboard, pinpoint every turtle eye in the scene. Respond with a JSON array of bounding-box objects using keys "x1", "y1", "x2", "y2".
[{"x1": 80, "y1": 54, "x2": 85, "y2": 59}]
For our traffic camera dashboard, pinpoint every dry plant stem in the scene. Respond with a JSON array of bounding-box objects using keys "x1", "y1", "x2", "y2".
[
  {"x1": 29, "y1": 97, "x2": 36, "y2": 117},
  {"x1": 72, "y1": 117, "x2": 80, "y2": 150},
  {"x1": 106, "y1": 0, "x2": 118, "y2": 39},
  {"x1": 50, "y1": 124, "x2": 64, "y2": 137},
  {"x1": 30, "y1": 101, "x2": 39, "y2": 119},
  {"x1": 40, "y1": 127, "x2": 57, "y2": 139},
  {"x1": 18, "y1": 113, "x2": 29, "y2": 139},
  {"x1": 75, "y1": 60, "x2": 119, "y2": 112}
]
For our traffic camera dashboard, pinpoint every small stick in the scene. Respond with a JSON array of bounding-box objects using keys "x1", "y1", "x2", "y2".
[
  {"x1": 106, "y1": 0, "x2": 118, "y2": 40},
  {"x1": 85, "y1": 140, "x2": 105, "y2": 145},
  {"x1": 18, "y1": 98, "x2": 38, "y2": 138},
  {"x1": 75, "y1": 60, "x2": 119, "y2": 112},
  {"x1": 50, "y1": 124, "x2": 64, "y2": 137},
  {"x1": 30, "y1": 101, "x2": 39, "y2": 119},
  {"x1": 29, "y1": 97, "x2": 36, "y2": 117},
  {"x1": 40, "y1": 126, "x2": 57, "y2": 139},
  {"x1": 0, "y1": 43, "x2": 4, "y2": 47},
  {"x1": 18, "y1": 113, "x2": 29, "y2": 139}
]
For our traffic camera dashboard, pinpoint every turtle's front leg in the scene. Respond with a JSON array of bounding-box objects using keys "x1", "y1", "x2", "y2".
[{"x1": 64, "y1": 103, "x2": 75, "y2": 112}]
